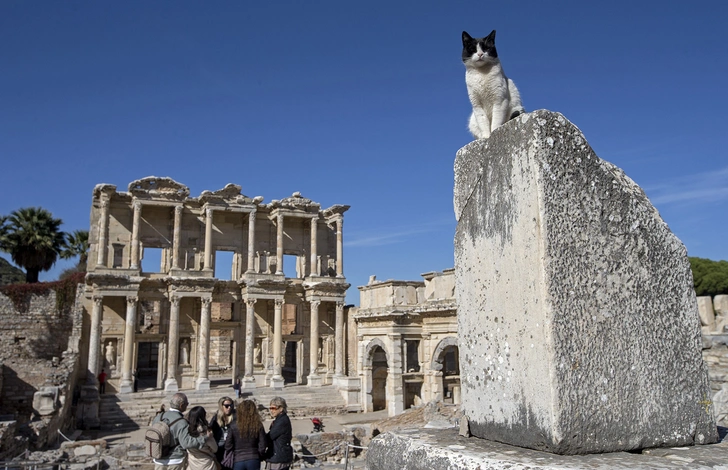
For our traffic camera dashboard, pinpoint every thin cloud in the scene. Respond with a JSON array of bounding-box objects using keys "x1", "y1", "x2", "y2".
[
  {"x1": 346, "y1": 220, "x2": 453, "y2": 248},
  {"x1": 645, "y1": 167, "x2": 728, "y2": 206}
]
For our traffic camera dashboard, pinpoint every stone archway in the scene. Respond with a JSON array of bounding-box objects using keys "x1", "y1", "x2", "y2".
[
  {"x1": 363, "y1": 338, "x2": 389, "y2": 412},
  {"x1": 430, "y1": 337, "x2": 460, "y2": 403}
]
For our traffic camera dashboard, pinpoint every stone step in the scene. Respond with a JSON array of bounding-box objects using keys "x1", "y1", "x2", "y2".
[{"x1": 98, "y1": 383, "x2": 348, "y2": 432}]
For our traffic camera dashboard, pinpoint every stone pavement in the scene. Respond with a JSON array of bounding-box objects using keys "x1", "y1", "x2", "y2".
[{"x1": 367, "y1": 426, "x2": 728, "y2": 470}]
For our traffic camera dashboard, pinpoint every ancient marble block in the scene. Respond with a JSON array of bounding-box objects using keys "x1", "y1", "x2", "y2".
[
  {"x1": 453, "y1": 109, "x2": 718, "y2": 454},
  {"x1": 698, "y1": 296, "x2": 716, "y2": 332}
]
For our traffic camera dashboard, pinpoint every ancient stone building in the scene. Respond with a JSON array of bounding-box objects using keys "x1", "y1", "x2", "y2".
[
  {"x1": 81, "y1": 177, "x2": 349, "y2": 425},
  {"x1": 350, "y1": 269, "x2": 459, "y2": 417}
]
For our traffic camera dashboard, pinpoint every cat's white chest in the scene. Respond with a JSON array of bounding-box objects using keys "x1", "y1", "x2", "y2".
[{"x1": 465, "y1": 67, "x2": 508, "y2": 104}]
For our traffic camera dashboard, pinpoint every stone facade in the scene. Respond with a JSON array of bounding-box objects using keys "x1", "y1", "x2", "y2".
[
  {"x1": 454, "y1": 110, "x2": 717, "y2": 454},
  {"x1": 351, "y1": 270, "x2": 459, "y2": 417},
  {"x1": 81, "y1": 177, "x2": 349, "y2": 427},
  {"x1": 0, "y1": 285, "x2": 84, "y2": 459}
]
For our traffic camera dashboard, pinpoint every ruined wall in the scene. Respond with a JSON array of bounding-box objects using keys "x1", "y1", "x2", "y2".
[
  {"x1": 0, "y1": 282, "x2": 85, "y2": 458},
  {"x1": 703, "y1": 334, "x2": 728, "y2": 426}
]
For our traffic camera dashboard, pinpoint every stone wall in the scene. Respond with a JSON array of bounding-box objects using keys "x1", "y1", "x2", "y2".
[{"x1": 0, "y1": 283, "x2": 85, "y2": 459}]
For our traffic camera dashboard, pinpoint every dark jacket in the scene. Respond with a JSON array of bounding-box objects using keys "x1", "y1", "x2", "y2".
[
  {"x1": 152, "y1": 410, "x2": 206, "y2": 462},
  {"x1": 267, "y1": 412, "x2": 293, "y2": 464},
  {"x1": 224, "y1": 423, "x2": 267, "y2": 463},
  {"x1": 210, "y1": 412, "x2": 235, "y2": 467}
]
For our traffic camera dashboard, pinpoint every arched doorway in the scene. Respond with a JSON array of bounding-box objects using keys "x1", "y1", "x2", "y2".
[
  {"x1": 441, "y1": 345, "x2": 460, "y2": 403},
  {"x1": 431, "y1": 337, "x2": 460, "y2": 403},
  {"x1": 371, "y1": 346, "x2": 388, "y2": 411}
]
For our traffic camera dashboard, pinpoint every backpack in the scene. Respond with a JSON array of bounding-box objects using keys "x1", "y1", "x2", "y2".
[{"x1": 145, "y1": 411, "x2": 185, "y2": 459}]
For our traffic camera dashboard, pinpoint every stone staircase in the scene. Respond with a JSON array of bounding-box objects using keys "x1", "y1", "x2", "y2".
[{"x1": 98, "y1": 382, "x2": 349, "y2": 432}]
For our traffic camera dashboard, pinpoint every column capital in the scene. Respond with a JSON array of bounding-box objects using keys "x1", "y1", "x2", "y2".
[
  {"x1": 170, "y1": 295, "x2": 180, "y2": 307},
  {"x1": 245, "y1": 298, "x2": 257, "y2": 308},
  {"x1": 249, "y1": 210, "x2": 257, "y2": 220},
  {"x1": 100, "y1": 199, "x2": 109, "y2": 210},
  {"x1": 274, "y1": 298, "x2": 285, "y2": 308},
  {"x1": 310, "y1": 299, "x2": 321, "y2": 309},
  {"x1": 336, "y1": 301, "x2": 345, "y2": 310},
  {"x1": 174, "y1": 204, "x2": 184, "y2": 215},
  {"x1": 201, "y1": 296, "x2": 213, "y2": 307},
  {"x1": 133, "y1": 200, "x2": 142, "y2": 212},
  {"x1": 206, "y1": 207, "x2": 214, "y2": 219},
  {"x1": 126, "y1": 296, "x2": 139, "y2": 305},
  {"x1": 92, "y1": 295, "x2": 104, "y2": 306}
]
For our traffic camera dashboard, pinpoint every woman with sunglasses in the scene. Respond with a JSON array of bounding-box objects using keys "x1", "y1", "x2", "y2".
[
  {"x1": 265, "y1": 397, "x2": 293, "y2": 470},
  {"x1": 210, "y1": 397, "x2": 235, "y2": 470},
  {"x1": 224, "y1": 400, "x2": 267, "y2": 470}
]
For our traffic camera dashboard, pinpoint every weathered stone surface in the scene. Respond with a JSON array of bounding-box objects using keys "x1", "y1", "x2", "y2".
[
  {"x1": 454, "y1": 110, "x2": 717, "y2": 454},
  {"x1": 699, "y1": 296, "x2": 717, "y2": 332},
  {"x1": 365, "y1": 428, "x2": 728, "y2": 470}
]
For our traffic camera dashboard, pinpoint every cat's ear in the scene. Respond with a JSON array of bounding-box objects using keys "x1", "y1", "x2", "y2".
[
  {"x1": 485, "y1": 30, "x2": 496, "y2": 46},
  {"x1": 462, "y1": 31, "x2": 473, "y2": 44}
]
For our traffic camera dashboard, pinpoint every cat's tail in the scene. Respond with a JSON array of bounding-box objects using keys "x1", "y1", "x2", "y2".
[{"x1": 507, "y1": 78, "x2": 525, "y2": 120}]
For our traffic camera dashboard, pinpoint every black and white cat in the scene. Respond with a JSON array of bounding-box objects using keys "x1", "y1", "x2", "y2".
[{"x1": 462, "y1": 30, "x2": 525, "y2": 139}]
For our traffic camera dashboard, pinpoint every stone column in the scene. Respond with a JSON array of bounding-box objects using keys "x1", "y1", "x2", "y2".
[
  {"x1": 246, "y1": 211, "x2": 256, "y2": 273},
  {"x1": 88, "y1": 295, "x2": 104, "y2": 384},
  {"x1": 130, "y1": 201, "x2": 142, "y2": 270},
  {"x1": 164, "y1": 295, "x2": 180, "y2": 391},
  {"x1": 336, "y1": 217, "x2": 344, "y2": 277},
  {"x1": 171, "y1": 205, "x2": 183, "y2": 270},
  {"x1": 119, "y1": 296, "x2": 138, "y2": 393},
  {"x1": 335, "y1": 301, "x2": 345, "y2": 377},
  {"x1": 275, "y1": 213, "x2": 284, "y2": 275},
  {"x1": 310, "y1": 217, "x2": 318, "y2": 276},
  {"x1": 243, "y1": 298, "x2": 257, "y2": 389},
  {"x1": 308, "y1": 300, "x2": 322, "y2": 386},
  {"x1": 196, "y1": 297, "x2": 212, "y2": 390},
  {"x1": 203, "y1": 207, "x2": 214, "y2": 272},
  {"x1": 96, "y1": 199, "x2": 110, "y2": 267},
  {"x1": 271, "y1": 298, "x2": 285, "y2": 388}
]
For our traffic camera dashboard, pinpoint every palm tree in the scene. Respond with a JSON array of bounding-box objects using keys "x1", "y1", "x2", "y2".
[
  {"x1": 0, "y1": 207, "x2": 66, "y2": 283},
  {"x1": 61, "y1": 229, "x2": 90, "y2": 270}
]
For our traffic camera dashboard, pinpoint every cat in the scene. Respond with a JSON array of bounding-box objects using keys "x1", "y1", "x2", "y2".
[{"x1": 462, "y1": 30, "x2": 525, "y2": 139}]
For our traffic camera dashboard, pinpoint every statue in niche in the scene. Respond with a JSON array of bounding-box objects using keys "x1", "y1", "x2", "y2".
[
  {"x1": 326, "y1": 336, "x2": 335, "y2": 370},
  {"x1": 264, "y1": 252, "x2": 271, "y2": 274},
  {"x1": 254, "y1": 342, "x2": 262, "y2": 365},
  {"x1": 327, "y1": 258, "x2": 336, "y2": 276},
  {"x1": 105, "y1": 340, "x2": 117, "y2": 370},
  {"x1": 180, "y1": 339, "x2": 190, "y2": 365},
  {"x1": 267, "y1": 252, "x2": 276, "y2": 274},
  {"x1": 316, "y1": 256, "x2": 322, "y2": 276},
  {"x1": 318, "y1": 341, "x2": 323, "y2": 364},
  {"x1": 255, "y1": 251, "x2": 261, "y2": 273}
]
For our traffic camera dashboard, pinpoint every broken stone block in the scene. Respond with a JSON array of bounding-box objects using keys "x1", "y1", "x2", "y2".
[
  {"x1": 698, "y1": 296, "x2": 716, "y2": 332},
  {"x1": 32, "y1": 386, "x2": 59, "y2": 416},
  {"x1": 454, "y1": 110, "x2": 718, "y2": 454}
]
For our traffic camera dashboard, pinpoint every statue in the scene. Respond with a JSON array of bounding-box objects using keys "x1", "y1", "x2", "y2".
[
  {"x1": 180, "y1": 339, "x2": 190, "y2": 365},
  {"x1": 105, "y1": 340, "x2": 116, "y2": 369},
  {"x1": 254, "y1": 342, "x2": 262, "y2": 364}
]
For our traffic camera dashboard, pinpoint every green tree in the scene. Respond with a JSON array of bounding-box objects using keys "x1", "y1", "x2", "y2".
[
  {"x1": 689, "y1": 257, "x2": 728, "y2": 297},
  {"x1": 60, "y1": 229, "x2": 89, "y2": 269},
  {"x1": 0, "y1": 207, "x2": 66, "y2": 283}
]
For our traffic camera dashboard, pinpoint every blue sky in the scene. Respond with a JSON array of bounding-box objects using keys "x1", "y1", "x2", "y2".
[{"x1": 1, "y1": 1, "x2": 727, "y2": 304}]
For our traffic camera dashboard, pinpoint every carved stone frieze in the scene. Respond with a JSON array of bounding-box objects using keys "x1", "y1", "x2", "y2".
[
  {"x1": 268, "y1": 192, "x2": 321, "y2": 212},
  {"x1": 128, "y1": 176, "x2": 190, "y2": 200}
]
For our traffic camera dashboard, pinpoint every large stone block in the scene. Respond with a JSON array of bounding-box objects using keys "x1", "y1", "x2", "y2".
[{"x1": 454, "y1": 110, "x2": 718, "y2": 454}]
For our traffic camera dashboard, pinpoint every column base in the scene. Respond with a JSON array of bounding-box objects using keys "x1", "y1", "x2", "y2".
[
  {"x1": 270, "y1": 376, "x2": 285, "y2": 390},
  {"x1": 119, "y1": 379, "x2": 134, "y2": 394},
  {"x1": 242, "y1": 377, "x2": 257, "y2": 389},
  {"x1": 196, "y1": 378, "x2": 211, "y2": 391},
  {"x1": 164, "y1": 378, "x2": 179, "y2": 392},
  {"x1": 307, "y1": 374, "x2": 323, "y2": 387}
]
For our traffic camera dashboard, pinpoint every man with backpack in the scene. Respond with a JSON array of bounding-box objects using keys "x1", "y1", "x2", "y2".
[{"x1": 150, "y1": 393, "x2": 209, "y2": 469}]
